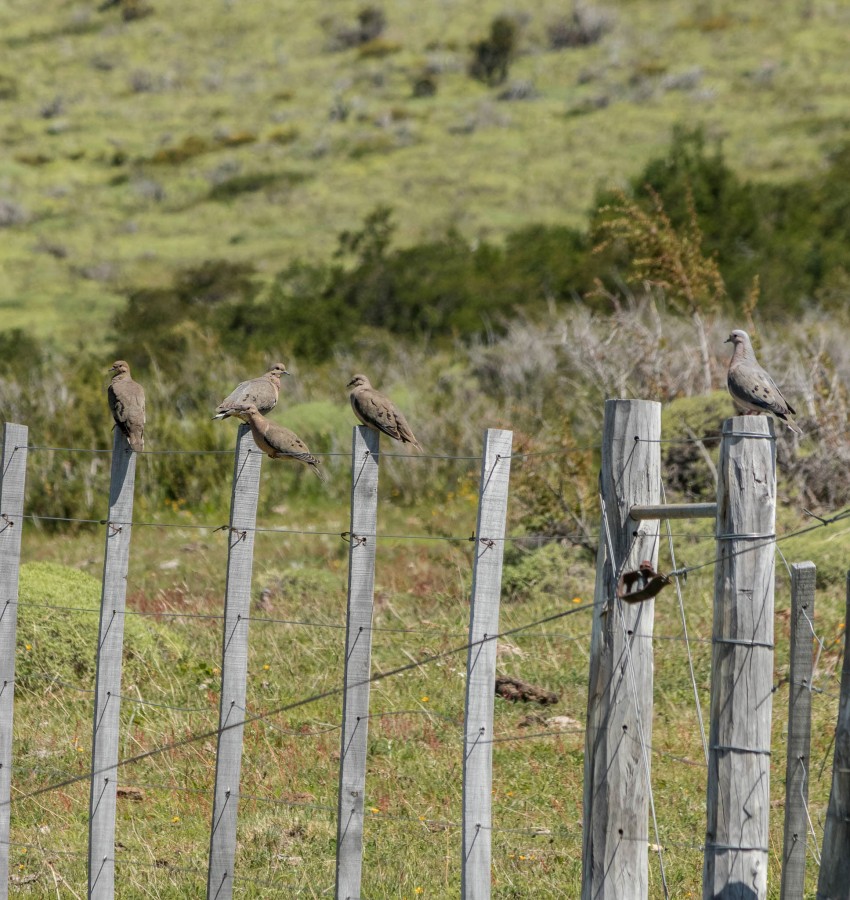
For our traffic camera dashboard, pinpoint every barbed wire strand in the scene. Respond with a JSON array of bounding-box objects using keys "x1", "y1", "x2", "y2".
[{"x1": 2, "y1": 601, "x2": 599, "y2": 810}]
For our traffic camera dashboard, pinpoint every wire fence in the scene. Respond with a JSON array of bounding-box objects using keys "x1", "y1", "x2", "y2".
[{"x1": 2, "y1": 421, "x2": 846, "y2": 898}]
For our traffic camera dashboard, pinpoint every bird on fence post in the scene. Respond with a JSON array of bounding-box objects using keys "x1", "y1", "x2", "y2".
[
  {"x1": 234, "y1": 403, "x2": 325, "y2": 481},
  {"x1": 107, "y1": 360, "x2": 145, "y2": 452},
  {"x1": 346, "y1": 374, "x2": 423, "y2": 451},
  {"x1": 212, "y1": 362, "x2": 289, "y2": 421},
  {"x1": 725, "y1": 329, "x2": 802, "y2": 434}
]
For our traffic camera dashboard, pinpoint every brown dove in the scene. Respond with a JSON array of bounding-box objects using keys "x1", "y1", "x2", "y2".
[
  {"x1": 235, "y1": 404, "x2": 325, "y2": 481},
  {"x1": 107, "y1": 360, "x2": 145, "y2": 452},
  {"x1": 212, "y1": 363, "x2": 289, "y2": 421},
  {"x1": 346, "y1": 374, "x2": 422, "y2": 451},
  {"x1": 725, "y1": 330, "x2": 802, "y2": 434}
]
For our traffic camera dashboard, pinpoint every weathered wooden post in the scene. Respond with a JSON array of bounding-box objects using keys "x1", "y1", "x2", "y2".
[
  {"x1": 461, "y1": 428, "x2": 513, "y2": 900},
  {"x1": 780, "y1": 561, "x2": 816, "y2": 900},
  {"x1": 88, "y1": 429, "x2": 139, "y2": 899},
  {"x1": 582, "y1": 399, "x2": 661, "y2": 900},
  {"x1": 335, "y1": 426, "x2": 380, "y2": 900},
  {"x1": 816, "y1": 572, "x2": 850, "y2": 900},
  {"x1": 207, "y1": 424, "x2": 262, "y2": 900},
  {"x1": 703, "y1": 416, "x2": 776, "y2": 900},
  {"x1": 0, "y1": 423, "x2": 28, "y2": 900}
]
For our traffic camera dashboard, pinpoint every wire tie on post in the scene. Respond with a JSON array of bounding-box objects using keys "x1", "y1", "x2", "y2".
[
  {"x1": 0, "y1": 513, "x2": 13, "y2": 532},
  {"x1": 726, "y1": 431, "x2": 776, "y2": 440},
  {"x1": 479, "y1": 538, "x2": 495, "y2": 550},
  {"x1": 107, "y1": 521, "x2": 122, "y2": 536},
  {"x1": 711, "y1": 744, "x2": 771, "y2": 756},
  {"x1": 712, "y1": 637, "x2": 775, "y2": 649},
  {"x1": 230, "y1": 527, "x2": 247, "y2": 543},
  {"x1": 705, "y1": 841, "x2": 770, "y2": 852}
]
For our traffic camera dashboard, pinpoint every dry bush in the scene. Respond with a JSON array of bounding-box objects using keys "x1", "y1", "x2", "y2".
[{"x1": 547, "y1": 5, "x2": 615, "y2": 49}]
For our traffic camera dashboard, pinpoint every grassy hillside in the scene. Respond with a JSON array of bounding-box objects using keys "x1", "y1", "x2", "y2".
[{"x1": 2, "y1": 0, "x2": 849, "y2": 344}]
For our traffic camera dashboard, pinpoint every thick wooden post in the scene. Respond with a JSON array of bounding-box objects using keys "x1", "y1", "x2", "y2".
[
  {"x1": 816, "y1": 573, "x2": 850, "y2": 899},
  {"x1": 582, "y1": 400, "x2": 661, "y2": 900},
  {"x1": 207, "y1": 425, "x2": 262, "y2": 900},
  {"x1": 0, "y1": 423, "x2": 28, "y2": 900},
  {"x1": 703, "y1": 416, "x2": 776, "y2": 900},
  {"x1": 780, "y1": 562, "x2": 816, "y2": 900},
  {"x1": 88, "y1": 429, "x2": 138, "y2": 899},
  {"x1": 335, "y1": 426, "x2": 380, "y2": 900},
  {"x1": 461, "y1": 428, "x2": 513, "y2": 900}
]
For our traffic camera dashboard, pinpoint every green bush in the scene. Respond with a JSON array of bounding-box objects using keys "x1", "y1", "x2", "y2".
[{"x1": 469, "y1": 16, "x2": 518, "y2": 86}]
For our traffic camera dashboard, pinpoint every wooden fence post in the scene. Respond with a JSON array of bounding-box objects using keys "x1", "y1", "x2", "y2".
[
  {"x1": 335, "y1": 426, "x2": 380, "y2": 900},
  {"x1": 207, "y1": 424, "x2": 262, "y2": 900},
  {"x1": 780, "y1": 561, "x2": 816, "y2": 900},
  {"x1": 0, "y1": 423, "x2": 28, "y2": 900},
  {"x1": 582, "y1": 399, "x2": 661, "y2": 900},
  {"x1": 816, "y1": 572, "x2": 850, "y2": 899},
  {"x1": 461, "y1": 428, "x2": 513, "y2": 900},
  {"x1": 88, "y1": 430, "x2": 139, "y2": 899},
  {"x1": 703, "y1": 416, "x2": 776, "y2": 900}
]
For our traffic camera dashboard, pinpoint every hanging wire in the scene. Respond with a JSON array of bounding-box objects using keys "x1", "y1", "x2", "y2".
[{"x1": 660, "y1": 480, "x2": 709, "y2": 765}]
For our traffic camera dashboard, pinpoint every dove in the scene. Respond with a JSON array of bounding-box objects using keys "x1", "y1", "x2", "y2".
[
  {"x1": 107, "y1": 360, "x2": 145, "y2": 452},
  {"x1": 235, "y1": 404, "x2": 325, "y2": 481},
  {"x1": 213, "y1": 363, "x2": 289, "y2": 421},
  {"x1": 346, "y1": 374, "x2": 422, "y2": 451},
  {"x1": 725, "y1": 330, "x2": 802, "y2": 434}
]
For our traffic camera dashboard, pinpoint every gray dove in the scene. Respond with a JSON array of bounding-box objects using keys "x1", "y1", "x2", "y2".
[
  {"x1": 107, "y1": 360, "x2": 146, "y2": 452},
  {"x1": 235, "y1": 404, "x2": 325, "y2": 481},
  {"x1": 213, "y1": 363, "x2": 289, "y2": 421},
  {"x1": 347, "y1": 374, "x2": 422, "y2": 451},
  {"x1": 725, "y1": 330, "x2": 802, "y2": 434}
]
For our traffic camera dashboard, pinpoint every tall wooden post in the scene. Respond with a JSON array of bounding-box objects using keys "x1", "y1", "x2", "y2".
[
  {"x1": 461, "y1": 428, "x2": 513, "y2": 900},
  {"x1": 88, "y1": 430, "x2": 138, "y2": 899},
  {"x1": 703, "y1": 416, "x2": 776, "y2": 900},
  {"x1": 582, "y1": 400, "x2": 661, "y2": 900},
  {"x1": 0, "y1": 423, "x2": 28, "y2": 900},
  {"x1": 207, "y1": 425, "x2": 262, "y2": 900},
  {"x1": 816, "y1": 573, "x2": 850, "y2": 899},
  {"x1": 780, "y1": 561, "x2": 816, "y2": 900},
  {"x1": 335, "y1": 426, "x2": 380, "y2": 900}
]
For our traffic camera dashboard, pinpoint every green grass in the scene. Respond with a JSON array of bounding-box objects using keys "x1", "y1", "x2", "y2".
[{"x1": 2, "y1": 0, "x2": 850, "y2": 346}]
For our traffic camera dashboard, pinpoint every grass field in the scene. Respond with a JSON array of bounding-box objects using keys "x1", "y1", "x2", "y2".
[{"x1": 2, "y1": 0, "x2": 850, "y2": 345}]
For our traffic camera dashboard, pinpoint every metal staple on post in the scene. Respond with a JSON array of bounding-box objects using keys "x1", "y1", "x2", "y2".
[
  {"x1": 0, "y1": 424, "x2": 28, "y2": 900},
  {"x1": 207, "y1": 424, "x2": 262, "y2": 900},
  {"x1": 461, "y1": 428, "x2": 513, "y2": 900}
]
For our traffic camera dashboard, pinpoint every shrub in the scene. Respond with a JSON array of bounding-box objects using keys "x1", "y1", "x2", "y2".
[
  {"x1": 469, "y1": 16, "x2": 518, "y2": 86},
  {"x1": 326, "y1": 5, "x2": 387, "y2": 51},
  {"x1": 547, "y1": 6, "x2": 614, "y2": 49}
]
